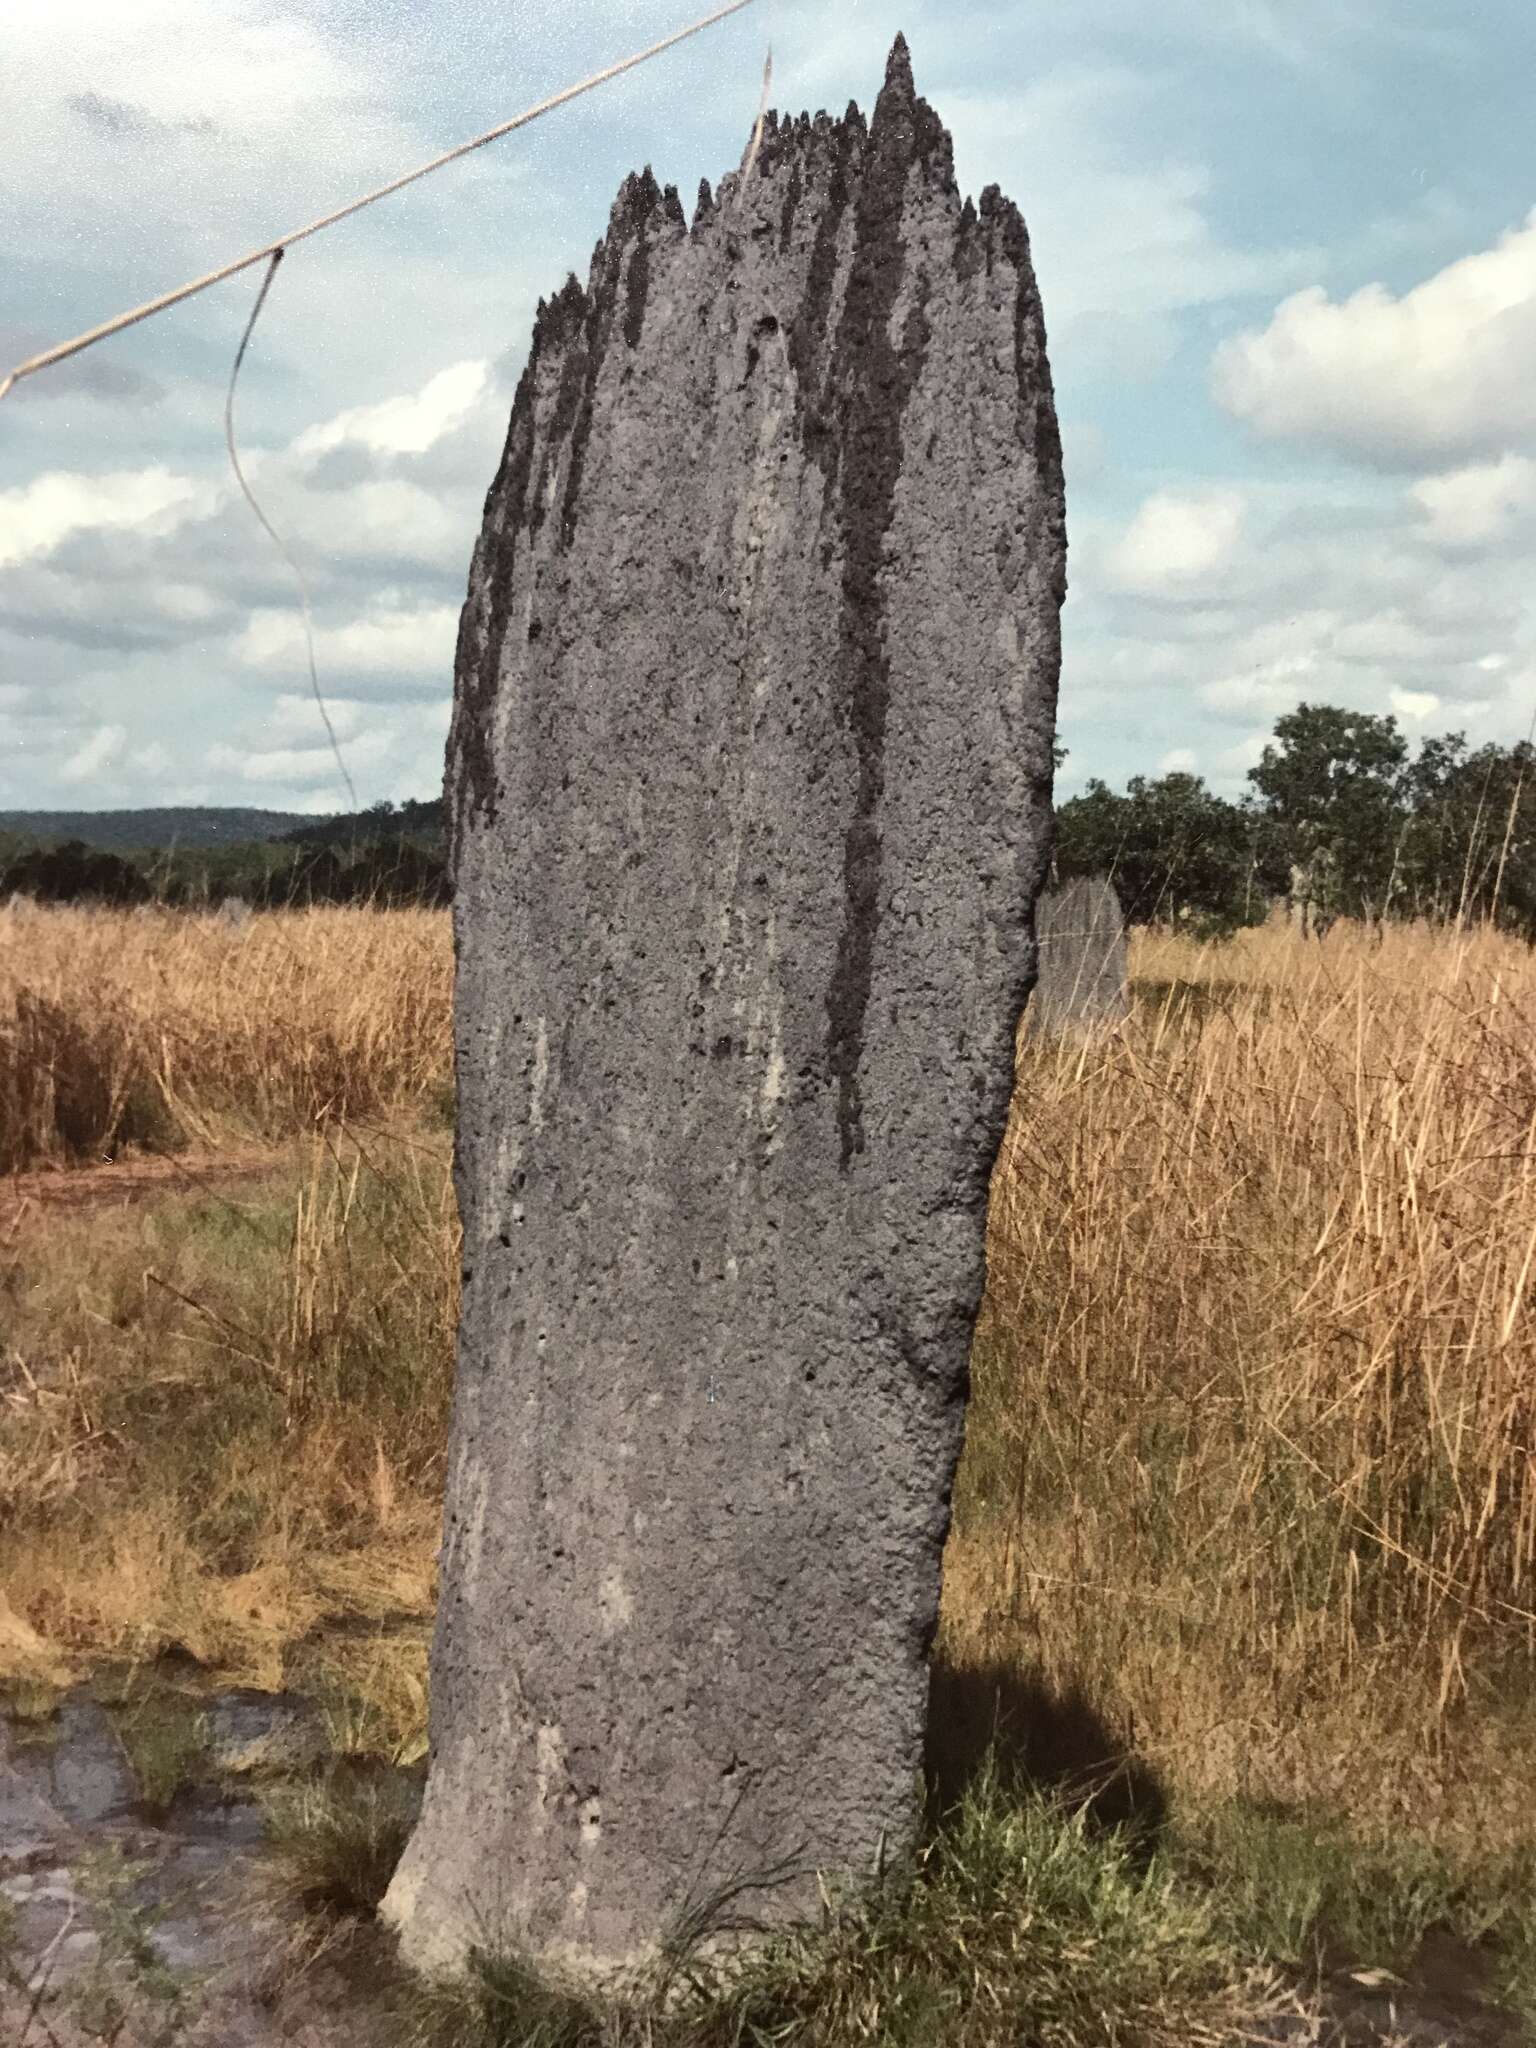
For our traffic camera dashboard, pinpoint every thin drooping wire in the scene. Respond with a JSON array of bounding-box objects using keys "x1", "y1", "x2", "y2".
[
  {"x1": 223, "y1": 248, "x2": 357, "y2": 814},
  {"x1": 0, "y1": 0, "x2": 756, "y2": 405},
  {"x1": 1, "y1": 0, "x2": 757, "y2": 814}
]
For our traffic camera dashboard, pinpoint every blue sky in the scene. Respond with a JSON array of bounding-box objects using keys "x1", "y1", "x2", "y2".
[{"x1": 2, "y1": 0, "x2": 1533, "y2": 815}]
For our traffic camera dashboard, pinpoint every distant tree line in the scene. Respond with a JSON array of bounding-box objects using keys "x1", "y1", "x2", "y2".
[
  {"x1": 6, "y1": 710, "x2": 1535, "y2": 938},
  {"x1": 1055, "y1": 704, "x2": 1536, "y2": 940},
  {"x1": 274, "y1": 795, "x2": 446, "y2": 853},
  {"x1": 0, "y1": 798, "x2": 449, "y2": 911}
]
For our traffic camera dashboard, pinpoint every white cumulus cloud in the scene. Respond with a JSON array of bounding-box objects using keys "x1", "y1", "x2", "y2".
[
  {"x1": 1212, "y1": 208, "x2": 1536, "y2": 469},
  {"x1": 233, "y1": 602, "x2": 458, "y2": 683},
  {"x1": 207, "y1": 729, "x2": 394, "y2": 788},
  {"x1": 1202, "y1": 647, "x2": 1324, "y2": 717},
  {"x1": 58, "y1": 721, "x2": 127, "y2": 783},
  {"x1": 1106, "y1": 488, "x2": 1246, "y2": 596},
  {"x1": 1390, "y1": 687, "x2": 1441, "y2": 723},
  {"x1": 294, "y1": 362, "x2": 491, "y2": 461},
  {"x1": 0, "y1": 466, "x2": 205, "y2": 568},
  {"x1": 1409, "y1": 454, "x2": 1536, "y2": 547},
  {"x1": 259, "y1": 693, "x2": 372, "y2": 745}
]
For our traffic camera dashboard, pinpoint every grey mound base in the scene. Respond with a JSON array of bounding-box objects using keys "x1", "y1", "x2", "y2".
[
  {"x1": 1025, "y1": 874, "x2": 1129, "y2": 1037},
  {"x1": 382, "y1": 32, "x2": 1067, "y2": 1989}
]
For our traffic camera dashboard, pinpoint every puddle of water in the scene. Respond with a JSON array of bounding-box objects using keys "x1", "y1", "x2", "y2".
[
  {"x1": 203, "y1": 1688, "x2": 328, "y2": 1776},
  {"x1": 161, "y1": 1786, "x2": 267, "y2": 1848},
  {"x1": 4, "y1": 1681, "x2": 380, "y2": 1832},
  {"x1": 3, "y1": 1677, "x2": 423, "y2": 2039},
  {"x1": 49, "y1": 1693, "x2": 140, "y2": 1825}
]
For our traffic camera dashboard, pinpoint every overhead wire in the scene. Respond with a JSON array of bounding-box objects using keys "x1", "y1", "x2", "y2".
[
  {"x1": 0, "y1": 0, "x2": 757, "y2": 405},
  {"x1": 0, "y1": 0, "x2": 759, "y2": 813}
]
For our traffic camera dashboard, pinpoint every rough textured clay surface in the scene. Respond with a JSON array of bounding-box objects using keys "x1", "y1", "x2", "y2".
[
  {"x1": 383, "y1": 35, "x2": 1067, "y2": 1986},
  {"x1": 1026, "y1": 875, "x2": 1129, "y2": 1037}
]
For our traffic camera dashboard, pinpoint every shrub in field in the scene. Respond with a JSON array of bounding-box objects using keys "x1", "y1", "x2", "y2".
[{"x1": 0, "y1": 986, "x2": 181, "y2": 1169}]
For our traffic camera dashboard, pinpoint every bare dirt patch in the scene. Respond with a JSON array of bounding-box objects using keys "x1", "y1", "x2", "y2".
[{"x1": 1, "y1": 1147, "x2": 291, "y2": 1244}]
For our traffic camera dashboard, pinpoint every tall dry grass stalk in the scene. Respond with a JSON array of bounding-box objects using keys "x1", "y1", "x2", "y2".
[
  {"x1": 945, "y1": 915, "x2": 1536, "y2": 1841},
  {"x1": 0, "y1": 898, "x2": 452, "y2": 1171}
]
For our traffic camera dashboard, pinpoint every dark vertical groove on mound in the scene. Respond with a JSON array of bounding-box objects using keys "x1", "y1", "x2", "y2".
[
  {"x1": 777, "y1": 154, "x2": 803, "y2": 252},
  {"x1": 784, "y1": 115, "x2": 858, "y2": 464},
  {"x1": 620, "y1": 170, "x2": 664, "y2": 351},
  {"x1": 816, "y1": 35, "x2": 949, "y2": 1170},
  {"x1": 560, "y1": 208, "x2": 626, "y2": 548}
]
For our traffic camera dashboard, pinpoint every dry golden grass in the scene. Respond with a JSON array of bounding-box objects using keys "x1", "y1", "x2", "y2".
[
  {"x1": 943, "y1": 913, "x2": 1536, "y2": 1849},
  {"x1": 0, "y1": 897, "x2": 452, "y2": 1172},
  {"x1": 5, "y1": 902, "x2": 1536, "y2": 1857}
]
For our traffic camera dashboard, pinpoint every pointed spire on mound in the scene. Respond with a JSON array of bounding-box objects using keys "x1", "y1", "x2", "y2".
[
  {"x1": 869, "y1": 31, "x2": 954, "y2": 193},
  {"x1": 882, "y1": 31, "x2": 915, "y2": 103},
  {"x1": 609, "y1": 165, "x2": 663, "y2": 239}
]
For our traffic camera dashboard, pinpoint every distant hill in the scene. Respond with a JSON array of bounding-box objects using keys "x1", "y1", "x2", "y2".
[
  {"x1": 0, "y1": 800, "x2": 448, "y2": 856},
  {"x1": 1, "y1": 798, "x2": 451, "y2": 910},
  {"x1": 0, "y1": 807, "x2": 324, "y2": 851}
]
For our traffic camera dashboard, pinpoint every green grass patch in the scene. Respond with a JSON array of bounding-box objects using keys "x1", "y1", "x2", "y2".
[
  {"x1": 110, "y1": 1688, "x2": 212, "y2": 1819},
  {"x1": 261, "y1": 1759, "x2": 424, "y2": 1918},
  {"x1": 1180, "y1": 1799, "x2": 1536, "y2": 2022},
  {"x1": 395, "y1": 1754, "x2": 1536, "y2": 2048},
  {"x1": 402, "y1": 1758, "x2": 1237, "y2": 2048}
]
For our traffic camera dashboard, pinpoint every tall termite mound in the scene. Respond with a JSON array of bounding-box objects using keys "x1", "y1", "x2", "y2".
[
  {"x1": 383, "y1": 33, "x2": 1067, "y2": 1988},
  {"x1": 1028, "y1": 874, "x2": 1129, "y2": 1037}
]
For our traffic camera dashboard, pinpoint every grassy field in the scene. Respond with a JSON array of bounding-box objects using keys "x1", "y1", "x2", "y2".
[
  {"x1": 0, "y1": 895, "x2": 450, "y2": 1172},
  {"x1": 956, "y1": 916, "x2": 1536, "y2": 1847},
  {"x1": 3, "y1": 899, "x2": 1535, "y2": 2042}
]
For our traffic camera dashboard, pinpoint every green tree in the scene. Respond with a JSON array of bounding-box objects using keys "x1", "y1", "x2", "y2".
[
  {"x1": 1246, "y1": 703, "x2": 1411, "y2": 921},
  {"x1": 1056, "y1": 772, "x2": 1277, "y2": 932},
  {"x1": 1400, "y1": 734, "x2": 1536, "y2": 934}
]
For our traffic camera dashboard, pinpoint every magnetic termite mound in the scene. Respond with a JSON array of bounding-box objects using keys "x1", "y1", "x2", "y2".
[
  {"x1": 383, "y1": 33, "x2": 1067, "y2": 1989},
  {"x1": 1027, "y1": 874, "x2": 1129, "y2": 1038}
]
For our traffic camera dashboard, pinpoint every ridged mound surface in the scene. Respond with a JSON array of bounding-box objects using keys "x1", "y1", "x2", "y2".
[{"x1": 384, "y1": 34, "x2": 1067, "y2": 1985}]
